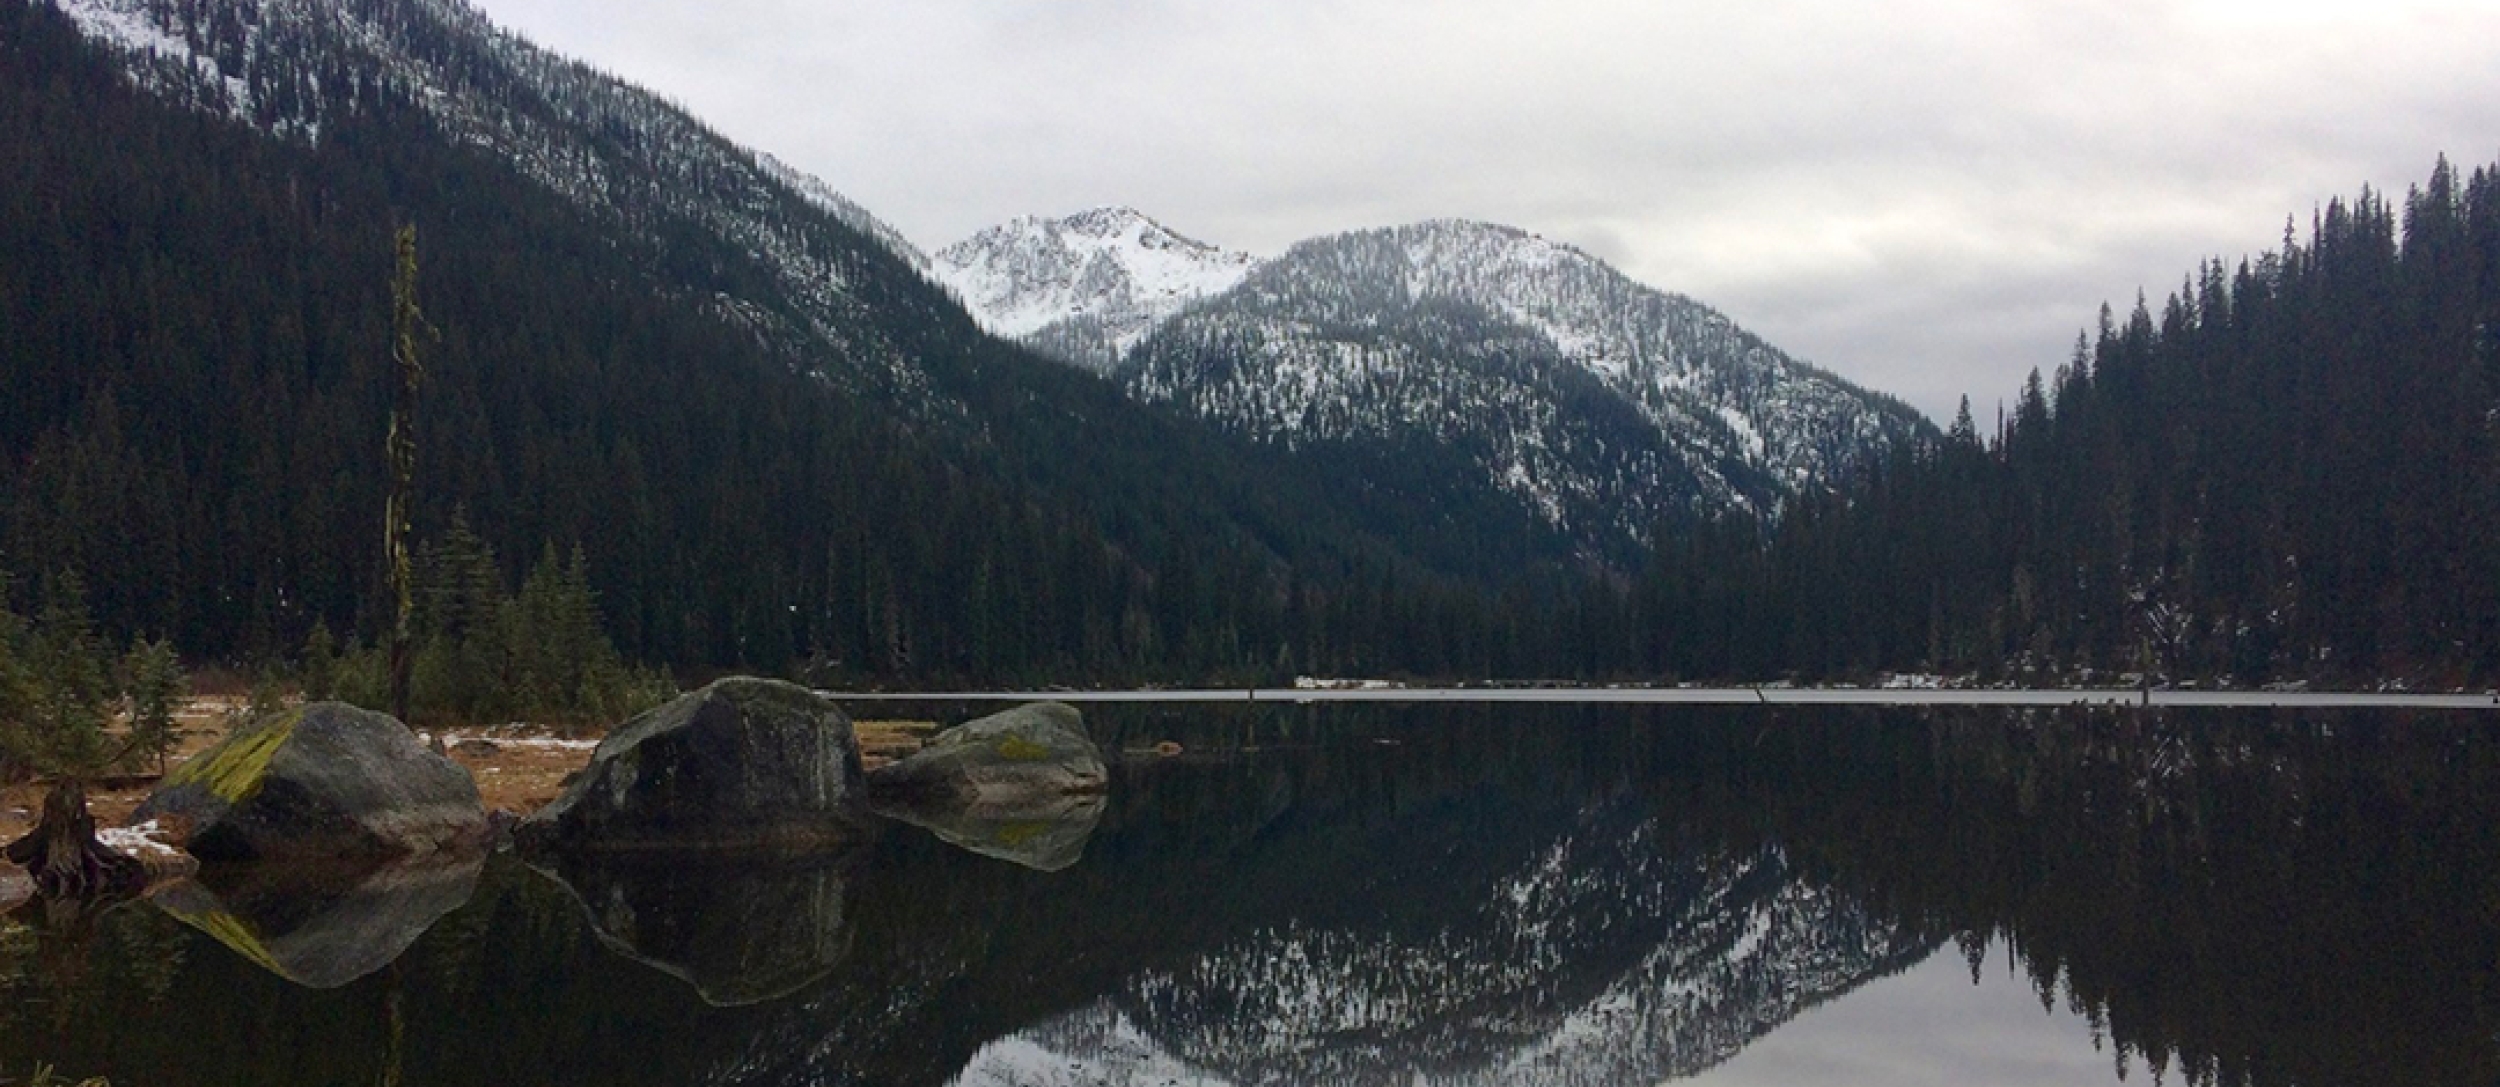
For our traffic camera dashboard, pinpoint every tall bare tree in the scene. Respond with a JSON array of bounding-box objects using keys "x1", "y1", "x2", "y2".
[{"x1": 385, "y1": 225, "x2": 429, "y2": 733}]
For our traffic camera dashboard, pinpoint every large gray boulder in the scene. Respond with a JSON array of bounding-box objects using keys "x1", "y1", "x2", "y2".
[
  {"x1": 519, "y1": 677, "x2": 866, "y2": 853},
  {"x1": 866, "y1": 702, "x2": 1107, "y2": 803},
  {"x1": 134, "y1": 702, "x2": 485, "y2": 863}
]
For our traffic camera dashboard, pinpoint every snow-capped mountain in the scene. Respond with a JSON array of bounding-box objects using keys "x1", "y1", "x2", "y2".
[
  {"x1": 1122, "y1": 220, "x2": 1932, "y2": 551},
  {"x1": 932, "y1": 208, "x2": 1261, "y2": 373},
  {"x1": 938, "y1": 208, "x2": 1928, "y2": 551},
  {"x1": 48, "y1": 0, "x2": 931, "y2": 394}
]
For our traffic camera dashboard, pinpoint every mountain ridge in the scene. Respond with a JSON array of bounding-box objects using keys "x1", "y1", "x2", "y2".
[{"x1": 1119, "y1": 218, "x2": 1932, "y2": 554}]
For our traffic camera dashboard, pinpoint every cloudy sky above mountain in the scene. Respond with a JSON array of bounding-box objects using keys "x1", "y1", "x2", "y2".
[{"x1": 469, "y1": 0, "x2": 2500, "y2": 420}]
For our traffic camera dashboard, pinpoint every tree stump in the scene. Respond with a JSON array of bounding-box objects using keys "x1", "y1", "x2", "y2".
[{"x1": 1, "y1": 780, "x2": 144, "y2": 898}]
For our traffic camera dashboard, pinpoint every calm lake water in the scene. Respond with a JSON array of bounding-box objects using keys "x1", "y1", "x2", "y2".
[{"x1": 5, "y1": 703, "x2": 2496, "y2": 1086}]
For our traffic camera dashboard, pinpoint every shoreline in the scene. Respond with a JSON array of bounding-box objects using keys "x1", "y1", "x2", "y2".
[{"x1": 823, "y1": 686, "x2": 2500, "y2": 710}]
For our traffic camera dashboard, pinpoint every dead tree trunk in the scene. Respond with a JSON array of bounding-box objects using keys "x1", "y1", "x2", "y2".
[{"x1": 1, "y1": 780, "x2": 143, "y2": 898}]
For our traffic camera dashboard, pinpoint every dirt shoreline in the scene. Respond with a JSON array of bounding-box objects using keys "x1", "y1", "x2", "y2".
[{"x1": 0, "y1": 699, "x2": 936, "y2": 846}]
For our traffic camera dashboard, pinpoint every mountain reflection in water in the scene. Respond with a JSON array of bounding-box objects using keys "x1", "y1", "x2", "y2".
[{"x1": 2, "y1": 704, "x2": 2496, "y2": 1087}]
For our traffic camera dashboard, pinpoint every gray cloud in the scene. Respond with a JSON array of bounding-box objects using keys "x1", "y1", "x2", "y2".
[{"x1": 469, "y1": 0, "x2": 2500, "y2": 420}]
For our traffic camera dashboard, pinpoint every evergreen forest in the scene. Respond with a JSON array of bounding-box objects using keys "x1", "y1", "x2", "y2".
[{"x1": 1682, "y1": 162, "x2": 2500, "y2": 685}]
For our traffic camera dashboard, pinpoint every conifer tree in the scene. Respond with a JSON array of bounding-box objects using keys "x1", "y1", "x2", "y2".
[{"x1": 0, "y1": 573, "x2": 171, "y2": 897}]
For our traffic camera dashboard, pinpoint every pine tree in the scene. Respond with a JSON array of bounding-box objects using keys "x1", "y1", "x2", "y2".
[{"x1": 0, "y1": 572, "x2": 145, "y2": 897}]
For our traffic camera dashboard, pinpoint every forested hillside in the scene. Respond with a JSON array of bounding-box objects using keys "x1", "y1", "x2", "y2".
[
  {"x1": 1647, "y1": 156, "x2": 2500, "y2": 685},
  {"x1": 0, "y1": 0, "x2": 1597, "y2": 685}
]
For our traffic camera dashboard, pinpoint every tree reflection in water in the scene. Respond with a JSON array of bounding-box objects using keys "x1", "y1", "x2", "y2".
[{"x1": 0, "y1": 705, "x2": 2492, "y2": 1087}]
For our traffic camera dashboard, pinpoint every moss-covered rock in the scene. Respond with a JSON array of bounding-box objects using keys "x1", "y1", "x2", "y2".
[
  {"x1": 865, "y1": 702, "x2": 1106, "y2": 803},
  {"x1": 133, "y1": 702, "x2": 485, "y2": 863},
  {"x1": 517, "y1": 677, "x2": 866, "y2": 853}
]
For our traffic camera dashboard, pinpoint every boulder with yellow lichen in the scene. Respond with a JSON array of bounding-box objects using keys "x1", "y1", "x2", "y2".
[
  {"x1": 132, "y1": 702, "x2": 485, "y2": 863},
  {"x1": 866, "y1": 702, "x2": 1106, "y2": 803}
]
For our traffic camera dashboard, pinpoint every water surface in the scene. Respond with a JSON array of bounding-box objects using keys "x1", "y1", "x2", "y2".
[{"x1": 4, "y1": 704, "x2": 2494, "y2": 1086}]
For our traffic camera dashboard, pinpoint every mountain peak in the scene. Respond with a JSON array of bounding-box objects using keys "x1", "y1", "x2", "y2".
[
  {"x1": 1059, "y1": 205, "x2": 1154, "y2": 234},
  {"x1": 932, "y1": 209, "x2": 1261, "y2": 372}
]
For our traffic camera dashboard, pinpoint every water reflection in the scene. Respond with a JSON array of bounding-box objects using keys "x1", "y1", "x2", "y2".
[
  {"x1": 955, "y1": 823, "x2": 1933, "y2": 1087},
  {"x1": 870, "y1": 791, "x2": 1107, "y2": 873},
  {"x1": 1, "y1": 705, "x2": 2495, "y2": 1087},
  {"x1": 151, "y1": 852, "x2": 483, "y2": 989},
  {"x1": 1690, "y1": 938, "x2": 2159, "y2": 1086},
  {"x1": 527, "y1": 848, "x2": 863, "y2": 1007}
]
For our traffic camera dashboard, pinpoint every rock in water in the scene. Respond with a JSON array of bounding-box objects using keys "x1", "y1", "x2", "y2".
[
  {"x1": 867, "y1": 702, "x2": 1107, "y2": 802},
  {"x1": 134, "y1": 703, "x2": 485, "y2": 863},
  {"x1": 519, "y1": 677, "x2": 865, "y2": 852}
]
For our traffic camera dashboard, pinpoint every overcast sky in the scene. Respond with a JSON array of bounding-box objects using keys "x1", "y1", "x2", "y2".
[{"x1": 466, "y1": 0, "x2": 2500, "y2": 421}]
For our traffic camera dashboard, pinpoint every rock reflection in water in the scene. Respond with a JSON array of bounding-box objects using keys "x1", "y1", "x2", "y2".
[
  {"x1": 529, "y1": 846, "x2": 863, "y2": 1007},
  {"x1": 873, "y1": 792, "x2": 1107, "y2": 873},
  {"x1": 7, "y1": 705, "x2": 2500, "y2": 1087},
  {"x1": 150, "y1": 851, "x2": 483, "y2": 989}
]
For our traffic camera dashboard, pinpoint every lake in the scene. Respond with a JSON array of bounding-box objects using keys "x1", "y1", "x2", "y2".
[{"x1": 4, "y1": 702, "x2": 2495, "y2": 1086}]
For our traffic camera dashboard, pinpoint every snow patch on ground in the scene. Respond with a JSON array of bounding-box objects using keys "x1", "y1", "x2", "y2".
[
  {"x1": 97, "y1": 818, "x2": 186, "y2": 860},
  {"x1": 54, "y1": 0, "x2": 189, "y2": 59},
  {"x1": 440, "y1": 728, "x2": 602, "y2": 752},
  {"x1": 55, "y1": 0, "x2": 256, "y2": 124}
]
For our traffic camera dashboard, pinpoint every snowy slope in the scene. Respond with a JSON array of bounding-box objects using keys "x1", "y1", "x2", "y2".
[
  {"x1": 932, "y1": 208, "x2": 1261, "y2": 373},
  {"x1": 48, "y1": 0, "x2": 932, "y2": 395},
  {"x1": 758, "y1": 150, "x2": 930, "y2": 270},
  {"x1": 1121, "y1": 220, "x2": 1932, "y2": 551}
]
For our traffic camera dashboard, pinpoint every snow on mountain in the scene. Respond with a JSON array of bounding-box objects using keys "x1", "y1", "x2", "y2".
[
  {"x1": 757, "y1": 151, "x2": 930, "y2": 270},
  {"x1": 48, "y1": 0, "x2": 931, "y2": 392},
  {"x1": 940, "y1": 206, "x2": 1932, "y2": 551},
  {"x1": 932, "y1": 208, "x2": 1262, "y2": 374},
  {"x1": 1120, "y1": 219, "x2": 1932, "y2": 552}
]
